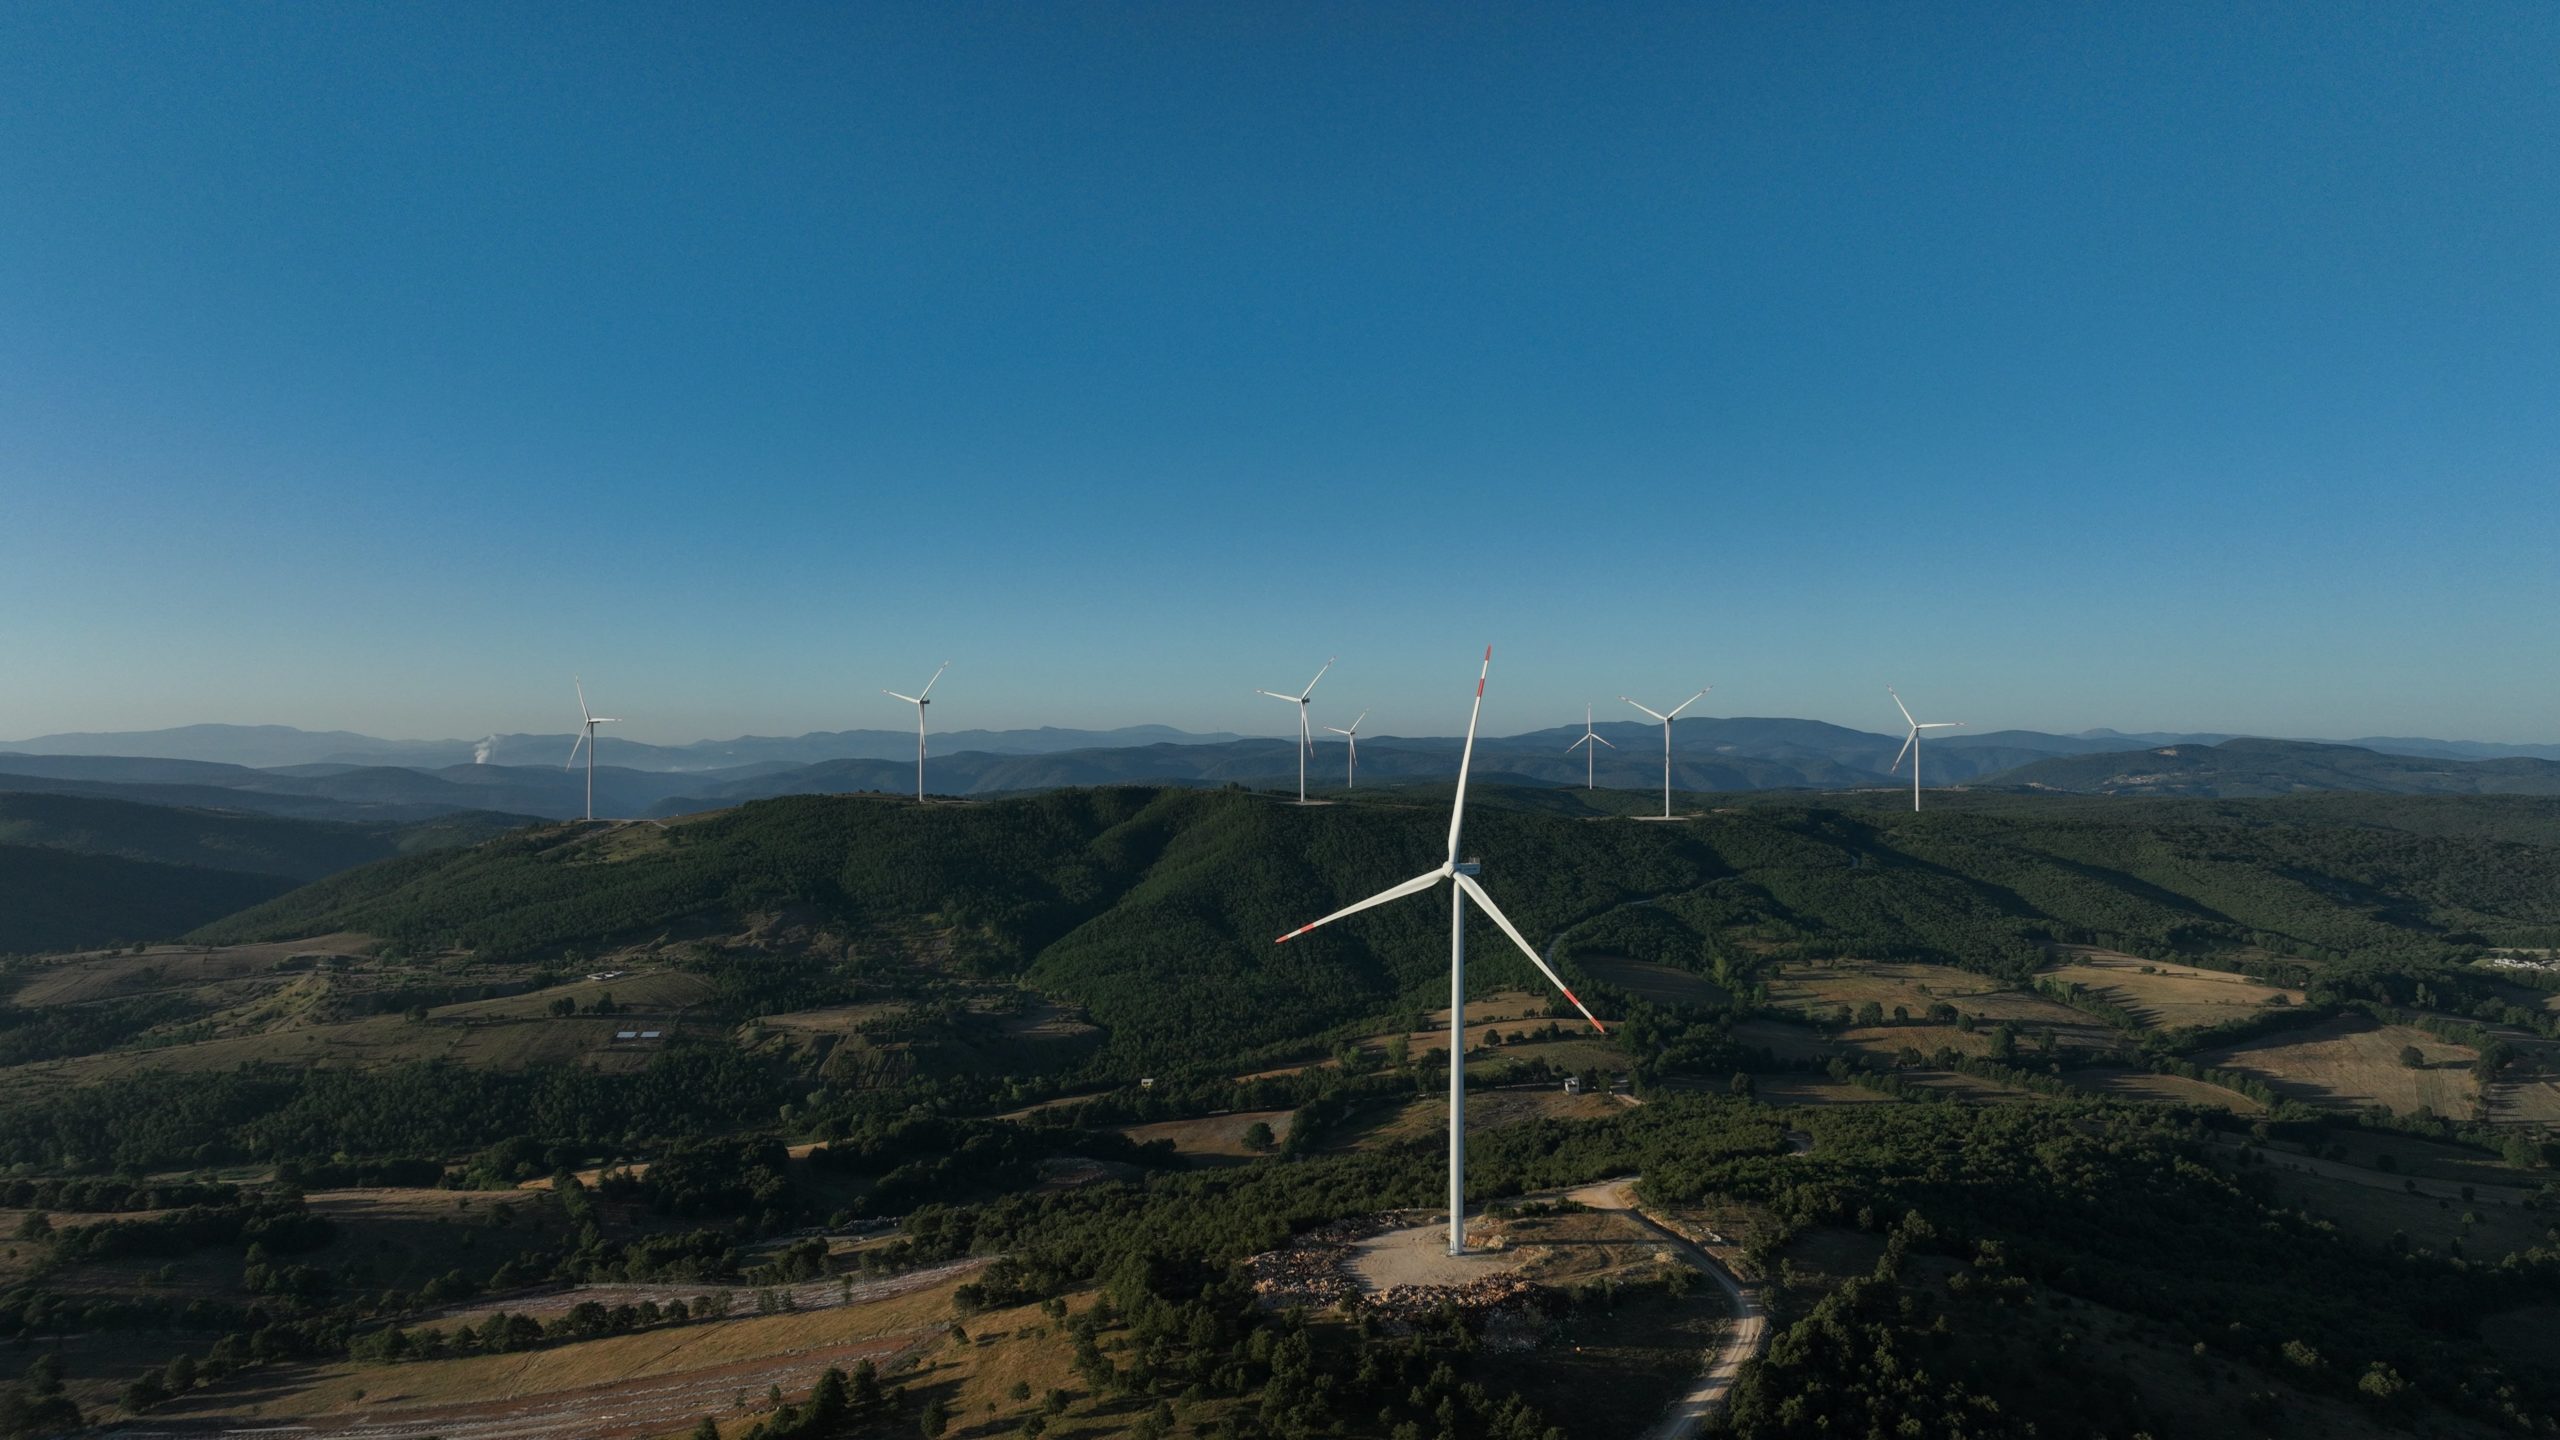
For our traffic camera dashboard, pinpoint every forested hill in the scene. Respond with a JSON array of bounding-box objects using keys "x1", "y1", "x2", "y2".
[
  {"x1": 0, "y1": 793, "x2": 525, "y2": 954},
  {"x1": 1988, "y1": 736, "x2": 2560, "y2": 796},
  {"x1": 0, "y1": 845, "x2": 294, "y2": 955},
  {"x1": 0, "y1": 790, "x2": 518, "y2": 882},
  {"x1": 190, "y1": 786, "x2": 2560, "y2": 1074}
]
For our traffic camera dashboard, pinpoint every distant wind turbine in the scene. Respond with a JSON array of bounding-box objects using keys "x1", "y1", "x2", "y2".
[
  {"x1": 884, "y1": 662, "x2": 949, "y2": 803},
  {"x1": 1886, "y1": 687, "x2": 1965, "y2": 812},
  {"x1": 1620, "y1": 689, "x2": 1709, "y2": 819},
  {"x1": 563, "y1": 677, "x2": 619, "y2": 823},
  {"x1": 1274, "y1": 648, "x2": 1606, "y2": 1257},
  {"x1": 1565, "y1": 703, "x2": 1615, "y2": 790},
  {"x1": 1255, "y1": 657, "x2": 1332, "y2": 803},
  {"x1": 1324, "y1": 710, "x2": 1368, "y2": 789}
]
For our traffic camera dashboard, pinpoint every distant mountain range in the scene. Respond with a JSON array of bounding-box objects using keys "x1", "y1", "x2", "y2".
[{"x1": 2, "y1": 719, "x2": 2557, "y2": 821}]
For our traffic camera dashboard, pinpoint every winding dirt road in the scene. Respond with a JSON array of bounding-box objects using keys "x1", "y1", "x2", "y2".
[{"x1": 1564, "y1": 1176, "x2": 1768, "y2": 1440}]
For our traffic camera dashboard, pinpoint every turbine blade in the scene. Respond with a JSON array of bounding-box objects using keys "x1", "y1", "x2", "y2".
[
  {"x1": 1890, "y1": 688, "x2": 1916, "y2": 727},
  {"x1": 1666, "y1": 688, "x2": 1710, "y2": 719},
  {"x1": 1273, "y1": 867, "x2": 1444, "y2": 944},
  {"x1": 1454, "y1": 873, "x2": 1606, "y2": 1034},
  {"x1": 565, "y1": 729, "x2": 586, "y2": 769},
  {"x1": 1299, "y1": 656, "x2": 1334, "y2": 700},
  {"x1": 1621, "y1": 697, "x2": 1668, "y2": 723},
  {"x1": 1919, "y1": 721, "x2": 1966, "y2": 730},
  {"x1": 1446, "y1": 646, "x2": 1490, "y2": 864},
  {"x1": 1593, "y1": 732, "x2": 1615, "y2": 748},
  {"x1": 575, "y1": 677, "x2": 590, "y2": 724},
  {"x1": 1255, "y1": 689, "x2": 1299, "y2": 703},
  {"x1": 1350, "y1": 710, "x2": 1368, "y2": 731},
  {"x1": 885, "y1": 691, "x2": 921, "y2": 704},
  {"x1": 1567, "y1": 734, "x2": 1592, "y2": 752},
  {"x1": 1889, "y1": 731, "x2": 1915, "y2": 774},
  {"x1": 917, "y1": 662, "x2": 949, "y2": 701}
]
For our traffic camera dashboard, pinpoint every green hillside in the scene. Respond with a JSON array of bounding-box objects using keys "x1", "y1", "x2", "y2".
[
  {"x1": 7, "y1": 786, "x2": 2560, "y2": 1439},
  {"x1": 0, "y1": 843, "x2": 293, "y2": 954},
  {"x1": 192, "y1": 786, "x2": 2560, "y2": 1073},
  {"x1": 1987, "y1": 736, "x2": 2560, "y2": 796},
  {"x1": 0, "y1": 790, "x2": 527, "y2": 882}
]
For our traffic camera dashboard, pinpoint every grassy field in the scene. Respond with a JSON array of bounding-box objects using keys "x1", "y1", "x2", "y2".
[
  {"x1": 2040, "y1": 947, "x2": 2304, "y2": 1030},
  {"x1": 1365, "y1": 990, "x2": 1579, "y2": 1058},
  {"x1": 2060, "y1": 1066, "x2": 2265, "y2": 1112},
  {"x1": 147, "y1": 1270, "x2": 971, "y2": 1431},
  {"x1": 429, "y1": 968, "x2": 714, "y2": 1020},
  {"x1": 1767, "y1": 961, "x2": 2109, "y2": 1050},
  {"x1": 2200, "y1": 1017, "x2": 2480, "y2": 1116},
  {"x1": 1114, "y1": 1107, "x2": 1295, "y2": 1162},
  {"x1": 1766, "y1": 960, "x2": 2017, "y2": 1013},
  {"x1": 2486, "y1": 1072, "x2": 2560, "y2": 1129},
  {"x1": 6, "y1": 934, "x2": 374, "y2": 1007},
  {"x1": 9, "y1": 1010, "x2": 676, "y2": 1086},
  {"x1": 1329, "y1": 1088, "x2": 1625, "y2": 1151}
]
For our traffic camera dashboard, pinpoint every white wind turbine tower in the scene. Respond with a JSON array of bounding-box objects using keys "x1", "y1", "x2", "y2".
[
  {"x1": 1275, "y1": 648, "x2": 1607, "y2": 1257},
  {"x1": 884, "y1": 662, "x2": 950, "y2": 803},
  {"x1": 1887, "y1": 687, "x2": 1965, "y2": 812},
  {"x1": 563, "y1": 677, "x2": 620, "y2": 823},
  {"x1": 1620, "y1": 689, "x2": 1709, "y2": 819},
  {"x1": 1324, "y1": 710, "x2": 1368, "y2": 789},
  {"x1": 1565, "y1": 703, "x2": 1615, "y2": 790},
  {"x1": 1255, "y1": 657, "x2": 1332, "y2": 803}
]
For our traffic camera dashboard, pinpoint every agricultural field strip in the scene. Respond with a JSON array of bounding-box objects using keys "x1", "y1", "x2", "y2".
[
  {"x1": 100, "y1": 1330, "x2": 937, "y2": 1439},
  {"x1": 425, "y1": 1254, "x2": 986, "y2": 1325}
]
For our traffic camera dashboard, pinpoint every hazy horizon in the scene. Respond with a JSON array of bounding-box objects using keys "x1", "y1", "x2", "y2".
[{"x1": 4, "y1": 707, "x2": 2553, "y2": 755}]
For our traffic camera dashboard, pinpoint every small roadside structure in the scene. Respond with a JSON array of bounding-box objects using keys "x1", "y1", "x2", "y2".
[{"x1": 1562, "y1": 1075, "x2": 1583, "y2": 1095}]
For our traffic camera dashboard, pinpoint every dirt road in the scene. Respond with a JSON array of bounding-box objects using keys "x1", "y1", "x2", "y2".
[{"x1": 1564, "y1": 1176, "x2": 1767, "y2": 1440}]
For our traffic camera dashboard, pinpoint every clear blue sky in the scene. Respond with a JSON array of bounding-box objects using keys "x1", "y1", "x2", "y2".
[{"x1": 4, "y1": 3, "x2": 2553, "y2": 745}]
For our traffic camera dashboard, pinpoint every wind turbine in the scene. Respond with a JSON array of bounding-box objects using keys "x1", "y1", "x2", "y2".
[
  {"x1": 1886, "y1": 687, "x2": 1965, "y2": 812},
  {"x1": 1620, "y1": 689, "x2": 1709, "y2": 819},
  {"x1": 1565, "y1": 703, "x2": 1615, "y2": 790},
  {"x1": 884, "y1": 662, "x2": 949, "y2": 803},
  {"x1": 1275, "y1": 648, "x2": 1606, "y2": 1256},
  {"x1": 1255, "y1": 657, "x2": 1332, "y2": 803},
  {"x1": 563, "y1": 678, "x2": 619, "y2": 823},
  {"x1": 1323, "y1": 710, "x2": 1368, "y2": 789}
]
